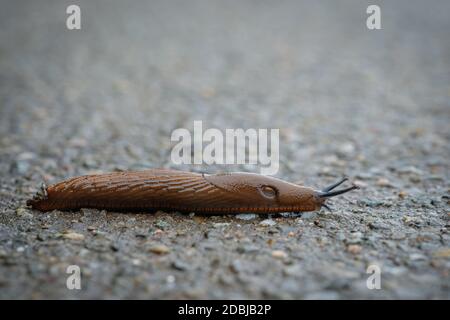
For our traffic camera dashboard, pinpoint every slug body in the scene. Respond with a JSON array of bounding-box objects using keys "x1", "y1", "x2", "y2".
[{"x1": 27, "y1": 169, "x2": 358, "y2": 214}]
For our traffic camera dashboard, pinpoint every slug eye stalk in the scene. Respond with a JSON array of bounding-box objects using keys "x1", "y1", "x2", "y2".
[
  {"x1": 318, "y1": 177, "x2": 359, "y2": 198},
  {"x1": 321, "y1": 177, "x2": 348, "y2": 192}
]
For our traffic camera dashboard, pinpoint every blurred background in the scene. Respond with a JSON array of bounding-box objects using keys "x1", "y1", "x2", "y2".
[{"x1": 0, "y1": 0, "x2": 449, "y2": 299}]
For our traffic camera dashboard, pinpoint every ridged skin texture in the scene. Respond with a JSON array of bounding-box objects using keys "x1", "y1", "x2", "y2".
[{"x1": 27, "y1": 169, "x2": 324, "y2": 213}]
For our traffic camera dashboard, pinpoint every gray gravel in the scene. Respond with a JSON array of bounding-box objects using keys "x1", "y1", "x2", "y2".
[{"x1": 0, "y1": 0, "x2": 449, "y2": 299}]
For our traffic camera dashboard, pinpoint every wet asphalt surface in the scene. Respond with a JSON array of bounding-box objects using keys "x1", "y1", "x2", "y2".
[{"x1": 0, "y1": 0, "x2": 449, "y2": 299}]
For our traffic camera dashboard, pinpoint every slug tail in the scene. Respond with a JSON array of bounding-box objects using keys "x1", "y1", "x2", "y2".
[{"x1": 26, "y1": 182, "x2": 50, "y2": 211}]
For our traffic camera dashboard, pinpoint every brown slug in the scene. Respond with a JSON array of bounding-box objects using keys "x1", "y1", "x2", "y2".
[{"x1": 27, "y1": 168, "x2": 358, "y2": 213}]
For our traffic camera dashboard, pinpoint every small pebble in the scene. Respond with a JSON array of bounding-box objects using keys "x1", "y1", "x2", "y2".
[
  {"x1": 301, "y1": 212, "x2": 317, "y2": 220},
  {"x1": 432, "y1": 248, "x2": 450, "y2": 258},
  {"x1": 259, "y1": 219, "x2": 276, "y2": 227},
  {"x1": 390, "y1": 231, "x2": 406, "y2": 240},
  {"x1": 376, "y1": 178, "x2": 392, "y2": 187},
  {"x1": 409, "y1": 253, "x2": 427, "y2": 261},
  {"x1": 337, "y1": 142, "x2": 355, "y2": 156},
  {"x1": 62, "y1": 232, "x2": 85, "y2": 241},
  {"x1": 236, "y1": 245, "x2": 259, "y2": 254},
  {"x1": 346, "y1": 232, "x2": 363, "y2": 245},
  {"x1": 357, "y1": 199, "x2": 384, "y2": 208},
  {"x1": 16, "y1": 207, "x2": 32, "y2": 218},
  {"x1": 213, "y1": 222, "x2": 230, "y2": 228},
  {"x1": 397, "y1": 166, "x2": 423, "y2": 175},
  {"x1": 271, "y1": 250, "x2": 288, "y2": 259},
  {"x1": 154, "y1": 220, "x2": 170, "y2": 230},
  {"x1": 354, "y1": 180, "x2": 368, "y2": 188},
  {"x1": 16, "y1": 207, "x2": 28, "y2": 216},
  {"x1": 398, "y1": 191, "x2": 407, "y2": 198},
  {"x1": 402, "y1": 216, "x2": 423, "y2": 227},
  {"x1": 283, "y1": 264, "x2": 303, "y2": 277},
  {"x1": 135, "y1": 233, "x2": 147, "y2": 239},
  {"x1": 236, "y1": 213, "x2": 257, "y2": 220},
  {"x1": 171, "y1": 260, "x2": 189, "y2": 271},
  {"x1": 230, "y1": 260, "x2": 244, "y2": 273},
  {"x1": 149, "y1": 244, "x2": 170, "y2": 254},
  {"x1": 132, "y1": 259, "x2": 142, "y2": 266},
  {"x1": 36, "y1": 234, "x2": 46, "y2": 241},
  {"x1": 347, "y1": 244, "x2": 362, "y2": 254}
]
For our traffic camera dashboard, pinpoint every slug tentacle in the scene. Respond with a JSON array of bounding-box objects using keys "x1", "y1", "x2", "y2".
[
  {"x1": 319, "y1": 184, "x2": 359, "y2": 198},
  {"x1": 322, "y1": 177, "x2": 348, "y2": 192},
  {"x1": 27, "y1": 169, "x2": 359, "y2": 213}
]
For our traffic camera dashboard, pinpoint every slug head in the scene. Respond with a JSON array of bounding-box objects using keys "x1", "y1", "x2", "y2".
[
  {"x1": 205, "y1": 173, "x2": 359, "y2": 212},
  {"x1": 275, "y1": 176, "x2": 359, "y2": 211},
  {"x1": 314, "y1": 177, "x2": 360, "y2": 211}
]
